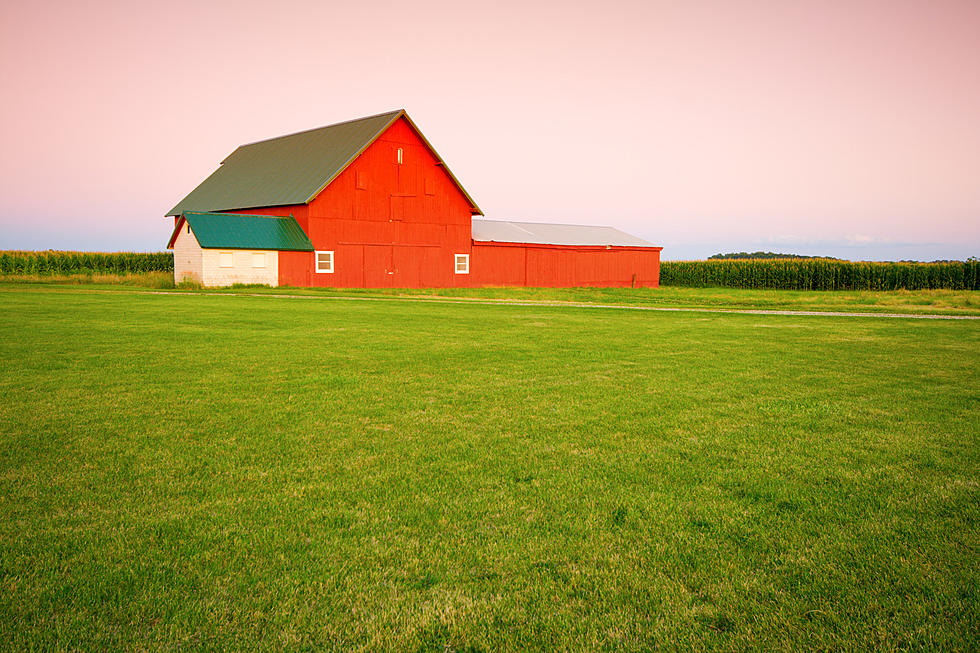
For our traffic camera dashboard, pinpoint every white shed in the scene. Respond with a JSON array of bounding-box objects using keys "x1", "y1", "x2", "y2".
[{"x1": 167, "y1": 212, "x2": 313, "y2": 287}]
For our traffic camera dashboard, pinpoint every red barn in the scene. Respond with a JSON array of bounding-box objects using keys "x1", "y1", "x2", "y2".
[{"x1": 166, "y1": 110, "x2": 662, "y2": 288}]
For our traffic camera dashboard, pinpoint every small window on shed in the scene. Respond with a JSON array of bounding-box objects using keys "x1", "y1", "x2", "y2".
[
  {"x1": 356, "y1": 171, "x2": 367, "y2": 190},
  {"x1": 252, "y1": 253, "x2": 266, "y2": 268},
  {"x1": 396, "y1": 147, "x2": 403, "y2": 164},
  {"x1": 219, "y1": 252, "x2": 234, "y2": 268},
  {"x1": 454, "y1": 254, "x2": 469, "y2": 274},
  {"x1": 424, "y1": 177, "x2": 436, "y2": 196},
  {"x1": 315, "y1": 250, "x2": 334, "y2": 274}
]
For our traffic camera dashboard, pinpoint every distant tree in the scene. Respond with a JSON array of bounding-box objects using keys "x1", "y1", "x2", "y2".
[{"x1": 708, "y1": 251, "x2": 840, "y2": 260}]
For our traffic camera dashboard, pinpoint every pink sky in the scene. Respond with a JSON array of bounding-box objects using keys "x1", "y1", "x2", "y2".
[{"x1": 1, "y1": 0, "x2": 978, "y2": 260}]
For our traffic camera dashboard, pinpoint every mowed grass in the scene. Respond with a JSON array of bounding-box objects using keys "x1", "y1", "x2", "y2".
[
  {"x1": 3, "y1": 275, "x2": 980, "y2": 316},
  {"x1": 192, "y1": 284, "x2": 980, "y2": 316},
  {"x1": 0, "y1": 287, "x2": 978, "y2": 650},
  {"x1": 420, "y1": 285, "x2": 980, "y2": 316}
]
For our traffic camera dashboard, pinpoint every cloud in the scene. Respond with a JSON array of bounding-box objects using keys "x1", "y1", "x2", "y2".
[{"x1": 757, "y1": 234, "x2": 949, "y2": 249}]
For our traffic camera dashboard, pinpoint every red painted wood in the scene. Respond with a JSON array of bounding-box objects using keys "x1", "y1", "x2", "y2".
[
  {"x1": 217, "y1": 116, "x2": 661, "y2": 288},
  {"x1": 221, "y1": 204, "x2": 310, "y2": 233},
  {"x1": 279, "y1": 117, "x2": 474, "y2": 288},
  {"x1": 471, "y1": 243, "x2": 661, "y2": 288}
]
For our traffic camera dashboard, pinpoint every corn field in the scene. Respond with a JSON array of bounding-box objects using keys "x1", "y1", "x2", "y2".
[
  {"x1": 0, "y1": 251, "x2": 173, "y2": 275},
  {"x1": 661, "y1": 259, "x2": 979, "y2": 290}
]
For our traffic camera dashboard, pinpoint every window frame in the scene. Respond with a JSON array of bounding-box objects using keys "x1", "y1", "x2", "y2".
[
  {"x1": 219, "y1": 251, "x2": 234, "y2": 268},
  {"x1": 454, "y1": 253, "x2": 470, "y2": 275},
  {"x1": 315, "y1": 250, "x2": 335, "y2": 274},
  {"x1": 252, "y1": 252, "x2": 266, "y2": 268}
]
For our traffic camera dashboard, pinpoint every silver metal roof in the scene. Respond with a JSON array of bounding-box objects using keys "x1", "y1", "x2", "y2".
[{"x1": 471, "y1": 219, "x2": 657, "y2": 248}]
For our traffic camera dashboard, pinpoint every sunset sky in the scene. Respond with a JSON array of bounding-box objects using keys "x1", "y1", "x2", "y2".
[{"x1": 1, "y1": 0, "x2": 978, "y2": 260}]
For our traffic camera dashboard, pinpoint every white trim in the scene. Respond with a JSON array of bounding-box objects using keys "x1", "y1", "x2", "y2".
[
  {"x1": 454, "y1": 253, "x2": 469, "y2": 274},
  {"x1": 315, "y1": 250, "x2": 334, "y2": 273},
  {"x1": 219, "y1": 251, "x2": 234, "y2": 268},
  {"x1": 252, "y1": 252, "x2": 266, "y2": 268}
]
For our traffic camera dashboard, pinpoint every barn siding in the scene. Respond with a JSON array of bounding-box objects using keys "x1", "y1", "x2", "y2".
[
  {"x1": 470, "y1": 243, "x2": 660, "y2": 288},
  {"x1": 220, "y1": 204, "x2": 310, "y2": 233},
  {"x1": 275, "y1": 117, "x2": 474, "y2": 288}
]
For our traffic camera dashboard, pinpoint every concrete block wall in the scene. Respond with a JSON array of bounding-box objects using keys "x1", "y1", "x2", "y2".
[{"x1": 173, "y1": 226, "x2": 204, "y2": 284}]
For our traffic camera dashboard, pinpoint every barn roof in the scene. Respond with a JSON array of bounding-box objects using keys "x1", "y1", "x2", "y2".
[
  {"x1": 471, "y1": 219, "x2": 658, "y2": 248},
  {"x1": 167, "y1": 212, "x2": 314, "y2": 251},
  {"x1": 166, "y1": 110, "x2": 482, "y2": 216}
]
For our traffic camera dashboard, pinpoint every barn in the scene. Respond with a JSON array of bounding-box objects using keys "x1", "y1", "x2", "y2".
[{"x1": 166, "y1": 110, "x2": 662, "y2": 288}]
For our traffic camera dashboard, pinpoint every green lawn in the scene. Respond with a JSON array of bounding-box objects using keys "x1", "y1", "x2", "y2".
[
  {"x1": 1, "y1": 285, "x2": 977, "y2": 650},
  {"x1": 4, "y1": 274, "x2": 980, "y2": 316},
  {"x1": 281, "y1": 284, "x2": 980, "y2": 317}
]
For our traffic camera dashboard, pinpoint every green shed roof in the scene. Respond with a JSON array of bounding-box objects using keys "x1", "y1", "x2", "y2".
[
  {"x1": 166, "y1": 110, "x2": 482, "y2": 217},
  {"x1": 167, "y1": 212, "x2": 314, "y2": 251}
]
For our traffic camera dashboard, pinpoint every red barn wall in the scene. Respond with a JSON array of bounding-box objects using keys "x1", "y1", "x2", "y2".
[
  {"x1": 277, "y1": 117, "x2": 475, "y2": 289},
  {"x1": 469, "y1": 243, "x2": 661, "y2": 288}
]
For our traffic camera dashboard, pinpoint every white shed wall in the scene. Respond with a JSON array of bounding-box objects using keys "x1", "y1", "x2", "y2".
[
  {"x1": 172, "y1": 225, "x2": 204, "y2": 284},
  {"x1": 202, "y1": 249, "x2": 279, "y2": 287}
]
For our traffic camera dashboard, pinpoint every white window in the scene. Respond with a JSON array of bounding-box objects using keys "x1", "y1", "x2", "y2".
[
  {"x1": 219, "y1": 252, "x2": 234, "y2": 268},
  {"x1": 396, "y1": 147, "x2": 403, "y2": 164},
  {"x1": 455, "y1": 254, "x2": 469, "y2": 274},
  {"x1": 315, "y1": 250, "x2": 334, "y2": 273},
  {"x1": 252, "y1": 253, "x2": 266, "y2": 268}
]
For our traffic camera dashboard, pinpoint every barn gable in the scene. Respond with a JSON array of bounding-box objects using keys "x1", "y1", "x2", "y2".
[{"x1": 166, "y1": 110, "x2": 481, "y2": 217}]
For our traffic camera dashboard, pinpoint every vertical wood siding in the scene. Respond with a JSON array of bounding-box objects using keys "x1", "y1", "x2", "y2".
[
  {"x1": 470, "y1": 243, "x2": 660, "y2": 288},
  {"x1": 281, "y1": 117, "x2": 473, "y2": 288}
]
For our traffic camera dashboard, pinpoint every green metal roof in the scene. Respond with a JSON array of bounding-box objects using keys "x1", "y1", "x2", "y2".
[
  {"x1": 166, "y1": 110, "x2": 482, "y2": 216},
  {"x1": 168, "y1": 212, "x2": 313, "y2": 251}
]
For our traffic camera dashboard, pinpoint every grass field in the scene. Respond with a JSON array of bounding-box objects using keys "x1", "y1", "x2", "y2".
[
  {"x1": 257, "y1": 284, "x2": 980, "y2": 317},
  {"x1": 1, "y1": 285, "x2": 978, "y2": 650},
  {"x1": 4, "y1": 273, "x2": 980, "y2": 316}
]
